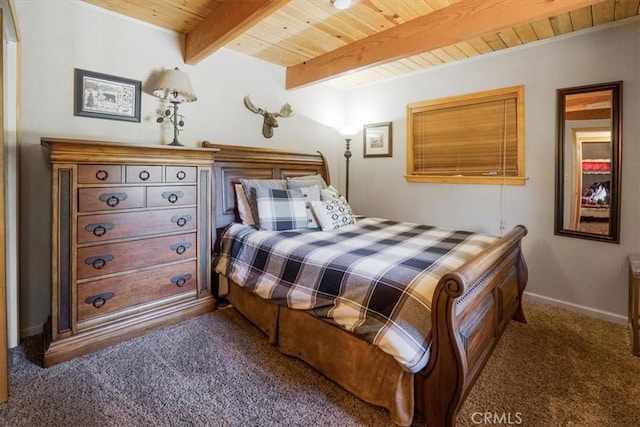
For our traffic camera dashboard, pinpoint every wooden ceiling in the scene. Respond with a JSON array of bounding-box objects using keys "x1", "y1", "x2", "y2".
[{"x1": 84, "y1": 0, "x2": 639, "y2": 90}]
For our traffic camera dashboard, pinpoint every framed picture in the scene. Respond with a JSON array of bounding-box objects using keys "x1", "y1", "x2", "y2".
[
  {"x1": 363, "y1": 121, "x2": 392, "y2": 158},
  {"x1": 74, "y1": 68, "x2": 141, "y2": 122}
]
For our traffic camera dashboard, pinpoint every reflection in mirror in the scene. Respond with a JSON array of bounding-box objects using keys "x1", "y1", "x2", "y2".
[{"x1": 555, "y1": 82, "x2": 622, "y2": 243}]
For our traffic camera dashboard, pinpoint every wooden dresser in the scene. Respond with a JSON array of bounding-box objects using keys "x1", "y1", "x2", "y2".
[{"x1": 41, "y1": 138, "x2": 217, "y2": 366}]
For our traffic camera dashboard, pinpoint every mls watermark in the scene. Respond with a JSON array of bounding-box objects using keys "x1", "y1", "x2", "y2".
[{"x1": 471, "y1": 412, "x2": 524, "y2": 425}]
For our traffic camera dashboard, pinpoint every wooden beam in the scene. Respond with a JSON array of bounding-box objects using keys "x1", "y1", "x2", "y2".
[
  {"x1": 185, "y1": 0, "x2": 290, "y2": 65},
  {"x1": 286, "y1": 0, "x2": 607, "y2": 89}
]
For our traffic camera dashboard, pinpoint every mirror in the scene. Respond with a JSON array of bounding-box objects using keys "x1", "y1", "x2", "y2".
[{"x1": 555, "y1": 81, "x2": 622, "y2": 243}]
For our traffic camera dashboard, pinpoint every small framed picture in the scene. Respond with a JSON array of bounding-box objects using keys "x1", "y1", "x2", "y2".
[
  {"x1": 74, "y1": 68, "x2": 141, "y2": 122},
  {"x1": 363, "y1": 121, "x2": 392, "y2": 158}
]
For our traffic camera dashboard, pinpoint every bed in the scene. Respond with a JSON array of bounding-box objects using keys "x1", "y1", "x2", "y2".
[{"x1": 203, "y1": 141, "x2": 528, "y2": 426}]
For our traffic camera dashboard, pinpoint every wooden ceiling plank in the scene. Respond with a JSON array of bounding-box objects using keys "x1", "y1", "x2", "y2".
[
  {"x1": 185, "y1": 0, "x2": 290, "y2": 65},
  {"x1": 614, "y1": 0, "x2": 640, "y2": 20},
  {"x1": 549, "y1": 13, "x2": 575, "y2": 36},
  {"x1": 283, "y1": 3, "x2": 368, "y2": 43},
  {"x1": 592, "y1": 0, "x2": 615, "y2": 24},
  {"x1": 441, "y1": 45, "x2": 469, "y2": 60},
  {"x1": 496, "y1": 28, "x2": 523, "y2": 48},
  {"x1": 512, "y1": 23, "x2": 541, "y2": 44},
  {"x1": 286, "y1": 0, "x2": 606, "y2": 89},
  {"x1": 482, "y1": 33, "x2": 508, "y2": 51},
  {"x1": 453, "y1": 41, "x2": 481, "y2": 57},
  {"x1": 570, "y1": 6, "x2": 594, "y2": 30},
  {"x1": 465, "y1": 36, "x2": 494, "y2": 54},
  {"x1": 530, "y1": 18, "x2": 556, "y2": 39},
  {"x1": 229, "y1": 34, "x2": 303, "y2": 66},
  {"x1": 429, "y1": 48, "x2": 456, "y2": 63}
]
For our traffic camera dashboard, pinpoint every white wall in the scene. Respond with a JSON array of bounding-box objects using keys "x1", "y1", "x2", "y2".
[
  {"x1": 345, "y1": 19, "x2": 640, "y2": 321},
  {"x1": 15, "y1": 0, "x2": 347, "y2": 338},
  {"x1": 13, "y1": 0, "x2": 640, "y2": 339}
]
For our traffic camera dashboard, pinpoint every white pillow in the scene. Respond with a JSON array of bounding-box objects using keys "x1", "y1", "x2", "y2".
[
  {"x1": 234, "y1": 183, "x2": 255, "y2": 226},
  {"x1": 299, "y1": 185, "x2": 321, "y2": 229},
  {"x1": 320, "y1": 185, "x2": 342, "y2": 201},
  {"x1": 311, "y1": 197, "x2": 356, "y2": 231}
]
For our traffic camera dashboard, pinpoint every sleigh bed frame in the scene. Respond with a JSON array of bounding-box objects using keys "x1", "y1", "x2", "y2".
[{"x1": 203, "y1": 142, "x2": 528, "y2": 426}]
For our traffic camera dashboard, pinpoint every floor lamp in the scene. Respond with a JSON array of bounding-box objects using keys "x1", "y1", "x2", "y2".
[{"x1": 338, "y1": 127, "x2": 360, "y2": 201}]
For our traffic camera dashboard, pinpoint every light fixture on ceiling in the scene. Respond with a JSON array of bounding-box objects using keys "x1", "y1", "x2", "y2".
[
  {"x1": 332, "y1": 0, "x2": 352, "y2": 11},
  {"x1": 153, "y1": 67, "x2": 197, "y2": 146}
]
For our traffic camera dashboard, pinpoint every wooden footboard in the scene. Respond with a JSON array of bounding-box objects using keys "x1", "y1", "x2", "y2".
[{"x1": 423, "y1": 225, "x2": 528, "y2": 426}]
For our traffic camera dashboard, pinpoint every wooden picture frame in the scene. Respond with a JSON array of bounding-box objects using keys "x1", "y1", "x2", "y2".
[
  {"x1": 74, "y1": 68, "x2": 141, "y2": 122},
  {"x1": 363, "y1": 121, "x2": 392, "y2": 158}
]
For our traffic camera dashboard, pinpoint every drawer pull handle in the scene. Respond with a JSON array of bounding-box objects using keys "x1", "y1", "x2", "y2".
[
  {"x1": 99, "y1": 192, "x2": 128, "y2": 208},
  {"x1": 85, "y1": 222, "x2": 115, "y2": 237},
  {"x1": 171, "y1": 274, "x2": 192, "y2": 288},
  {"x1": 176, "y1": 170, "x2": 187, "y2": 180},
  {"x1": 85, "y1": 292, "x2": 115, "y2": 309},
  {"x1": 162, "y1": 191, "x2": 184, "y2": 204},
  {"x1": 170, "y1": 242, "x2": 192, "y2": 255},
  {"x1": 139, "y1": 170, "x2": 150, "y2": 181},
  {"x1": 95, "y1": 170, "x2": 109, "y2": 181},
  {"x1": 171, "y1": 214, "x2": 192, "y2": 227},
  {"x1": 84, "y1": 254, "x2": 114, "y2": 269}
]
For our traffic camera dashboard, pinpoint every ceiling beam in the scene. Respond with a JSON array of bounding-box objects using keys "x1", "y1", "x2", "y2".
[
  {"x1": 286, "y1": 0, "x2": 607, "y2": 89},
  {"x1": 185, "y1": 0, "x2": 290, "y2": 65}
]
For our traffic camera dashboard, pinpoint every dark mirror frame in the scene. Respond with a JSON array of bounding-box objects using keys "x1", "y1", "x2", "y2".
[{"x1": 554, "y1": 81, "x2": 623, "y2": 243}]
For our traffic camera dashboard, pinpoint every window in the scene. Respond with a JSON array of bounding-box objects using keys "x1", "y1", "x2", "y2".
[{"x1": 406, "y1": 85, "x2": 525, "y2": 185}]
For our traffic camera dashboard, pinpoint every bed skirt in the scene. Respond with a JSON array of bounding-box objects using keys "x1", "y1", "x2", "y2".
[{"x1": 226, "y1": 279, "x2": 417, "y2": 426}]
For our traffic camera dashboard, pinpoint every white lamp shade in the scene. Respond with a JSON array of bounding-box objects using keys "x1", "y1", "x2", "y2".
[
  {"x1": 152, "y1": 67, "x2": 197, "y2": 102},
  {"x1": 338, "y1": 126, "x2": 360, "y2": 137}
]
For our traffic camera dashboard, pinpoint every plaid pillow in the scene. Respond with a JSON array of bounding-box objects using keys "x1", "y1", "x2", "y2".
[
  {"x1": 240, "y1": 179, "x2": 287, "y2": 226},
  {"x1": 256, "y1": 188, "x2": 308, "y2": 231}
]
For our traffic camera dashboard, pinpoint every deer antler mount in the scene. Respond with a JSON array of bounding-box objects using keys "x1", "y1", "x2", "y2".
[{"x1": 243, "y1": 96, "x2": 293, "y2": 138}]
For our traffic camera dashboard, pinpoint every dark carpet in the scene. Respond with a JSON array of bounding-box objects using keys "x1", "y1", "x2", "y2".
[{"x1": 1, "y1": 302, "x2": 639, "y2": 426}]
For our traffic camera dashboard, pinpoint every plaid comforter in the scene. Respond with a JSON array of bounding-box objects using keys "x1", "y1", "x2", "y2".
[{"x1": 215, "y1": 217, "x2": 498, "y2": 373}]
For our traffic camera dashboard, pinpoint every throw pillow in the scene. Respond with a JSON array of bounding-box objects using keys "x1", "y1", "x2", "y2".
[
  {"x1": 311, "y1": 197, "x2": 356, "y2": 231},
  {"x1": 256, "y1": 187, "x2": 308, "y2": 231},
  {"x1": 240, "y1": 178, "x2": 287, "y2": 227},
  {"x1": 298, "y1": 185, "x2": 321, "y2": 229},
  {"x1": 286, "y1": 174, "x2": 328, "y2": 190},
  {"x1": 234, "y1": 183, "x2": 255, "y2": 226}
]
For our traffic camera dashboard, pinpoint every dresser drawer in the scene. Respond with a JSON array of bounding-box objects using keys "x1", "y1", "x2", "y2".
[
  {"x1": 166, "y1": 166, "x2": 197, "y2": 183},
  {"x1": 146, "y1": 186, "x2": 197, "y2": 208},
  {"x1": 77, "y1": 208, "x2": 197, "y2": 243},
  {"x1": 78, "y1": 186, "x2": 145, "y2": 212},
  {"x1": 78, "y1": 165, "x2": 122, "y2": 184},
  {"x1": 77, "y1": 261, "x2": 197, "y2": 321},
  {"x1": 126, "y1": 165, "x2": 162, "y2": 183},
  {"x1": 77, "y1": 233, "x2": 197, "y2": 279}
]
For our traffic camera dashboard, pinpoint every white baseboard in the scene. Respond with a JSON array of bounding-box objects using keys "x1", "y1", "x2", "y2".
[{"x1": 524, "y1": 292, "x2": 627, "y2": 325}]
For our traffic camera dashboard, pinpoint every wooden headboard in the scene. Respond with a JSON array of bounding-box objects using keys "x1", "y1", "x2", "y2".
[{"x1": 201, "y1": 141, "x2": 330, "y2": 231}]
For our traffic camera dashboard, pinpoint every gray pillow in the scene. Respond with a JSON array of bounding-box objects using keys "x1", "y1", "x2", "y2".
[
  {"x1": 239, "y1": 179, "x2": 287, "y2": 227},
  {"x1": 286, "y1": 174, "x2": 328, "y2": 190}
]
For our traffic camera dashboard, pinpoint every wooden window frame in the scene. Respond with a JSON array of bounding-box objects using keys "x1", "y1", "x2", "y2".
[{"x1": 405, "y1": 85, "x2": 526, "y2": 185}]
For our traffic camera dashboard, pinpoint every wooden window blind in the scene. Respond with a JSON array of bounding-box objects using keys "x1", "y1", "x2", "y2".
[{"x1": 406, "y1": 86, "x2": 526, "y2": 185}]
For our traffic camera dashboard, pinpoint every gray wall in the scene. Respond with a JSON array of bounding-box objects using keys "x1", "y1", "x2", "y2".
[
  {"x1": 15, "y1": 1, "x2": 346, "y2": 337},
  {"x1": 13, "y1": 1, "x2": 640, "y2": 339},
  {"x1": 344, "y1": 20, "x2": 640, "y2": 320}
]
